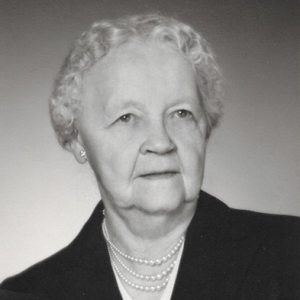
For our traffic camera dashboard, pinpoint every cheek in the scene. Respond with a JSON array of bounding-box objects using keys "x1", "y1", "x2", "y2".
[
  {"x1": 172, "y1": 128, "x2": 206, "y2": 190},
  {"x1": 180, "y1": 142, "x2": 206, "y2": 177},
  {"x1": 180, "y1": 145, "x2": 205, "y2": 200},
  {"x1": 171, "y1": 123, "x2": 206, "y2": 167},
  {"x1": 86, "y1": 131, "x2": 141, "y2": 181}
]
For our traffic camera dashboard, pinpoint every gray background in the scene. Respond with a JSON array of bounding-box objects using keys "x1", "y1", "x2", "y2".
[{"x1": 0, "y1": 0, "x2": 299, "y2": 282}]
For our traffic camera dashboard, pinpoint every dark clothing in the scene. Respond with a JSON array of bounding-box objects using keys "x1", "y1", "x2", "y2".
[
  {"x1": 0, "y1": 290, "x2": 41, "y2": 300},
  {"x1": 1, "y1": 191, "x2": 300, "y2": 299}
]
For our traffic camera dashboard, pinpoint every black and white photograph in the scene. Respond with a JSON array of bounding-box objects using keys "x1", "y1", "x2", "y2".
[{"x1": 0, "y1": 1, "x2": 299, "y2": 299}]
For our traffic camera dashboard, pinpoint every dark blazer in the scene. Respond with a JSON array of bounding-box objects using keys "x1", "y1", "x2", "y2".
[
  {"x1": 1, "y1": 191, "x2": 300, "y2": 300},
  {"x1": 0, "y1": 290, "x2": 41, "y2": 300}
]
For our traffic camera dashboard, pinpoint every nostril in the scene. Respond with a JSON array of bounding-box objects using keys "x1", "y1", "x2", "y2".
[
  {"x1": 140, "y1": 135, "x2": 176, "y2": 154},
  {"x1": 139, "y1": 121, "x2": 176, "y2": 154}
]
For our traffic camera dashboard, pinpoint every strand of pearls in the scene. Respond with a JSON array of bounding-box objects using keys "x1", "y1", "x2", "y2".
[
  {"x1": 110, "y1": 246, "x2": 176, "y2": 281},
  {"x1": 111, "y1": 260, "x2": 170, "y2": 292},
  {"x1": 102, "y1": 219, "x2": 185, "y2": 293},
  {"x1": 102, "y1": 221, "x2": 184, "y2": 266}
]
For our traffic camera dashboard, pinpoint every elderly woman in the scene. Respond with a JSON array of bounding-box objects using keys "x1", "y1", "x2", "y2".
[{"x1": 1, "y1": 14, "x2": 300, "y2": 300}]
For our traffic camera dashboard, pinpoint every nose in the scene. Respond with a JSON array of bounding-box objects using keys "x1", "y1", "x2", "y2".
[{"x1": 140, "y1": 120, "x2": 176, "y2": 155}]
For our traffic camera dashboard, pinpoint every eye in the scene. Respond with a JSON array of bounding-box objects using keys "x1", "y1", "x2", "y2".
[
  {"x1": 174, "y1": 109, "x2": 193, "y2": 119},
  {"x1": 118, "y1": 113, "x2": 133, "y2": 123}
]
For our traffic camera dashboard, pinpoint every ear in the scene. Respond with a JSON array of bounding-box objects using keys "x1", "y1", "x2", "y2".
[{"x1": 66, "y1": 139, "x2": 88, "y2": 164}]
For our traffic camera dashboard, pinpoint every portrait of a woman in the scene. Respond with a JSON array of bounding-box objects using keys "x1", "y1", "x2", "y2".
[{"x1": 1, "y1": 5, "x2": 299, "y2": 300}]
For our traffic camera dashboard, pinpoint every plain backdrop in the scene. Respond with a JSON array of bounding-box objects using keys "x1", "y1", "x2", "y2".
[{"x1": 0, "y1": 0, "x2": 299, "y2": 282}]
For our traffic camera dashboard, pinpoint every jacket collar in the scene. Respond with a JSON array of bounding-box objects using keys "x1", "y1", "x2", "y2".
[
  {"x1": 172, "y1": 191, "x2": 267, "y2": 299},
  {"x1": 75, "y1": 191, "x2": 266, "y2": 299}
]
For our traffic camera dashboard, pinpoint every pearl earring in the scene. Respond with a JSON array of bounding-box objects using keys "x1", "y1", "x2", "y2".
[{"x1": 79, "y1": 149, "x2": 87, "y2": 161}]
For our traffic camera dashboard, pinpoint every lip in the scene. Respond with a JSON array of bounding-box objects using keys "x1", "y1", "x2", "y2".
[{"x1": 138, "y1": 171, "x2": 179, "y2": 180}]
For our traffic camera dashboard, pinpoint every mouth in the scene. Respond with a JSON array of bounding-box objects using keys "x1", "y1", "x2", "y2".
[{"x1": 139, "y1": 171, "x2": 178, "y2": 180}]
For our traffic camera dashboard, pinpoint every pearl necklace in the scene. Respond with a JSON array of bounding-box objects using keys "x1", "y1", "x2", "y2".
[
  {"x1": 102, "y1": 221, "x2": 184, "y2": 266},
  {"x1": 110, "y1": 245, "x2": 177, "y2": 281},
  {"x1": 111, "y1": 260, "x2": 170, "y2": 292},
  {"x1": 102, "y1": 219, "x2": 184, "y2": 293}
]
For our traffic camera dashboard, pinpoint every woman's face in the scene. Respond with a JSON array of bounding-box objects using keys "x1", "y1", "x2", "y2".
[{"x1": 77, "y1": 41, "x2": 207, "y2": 214}]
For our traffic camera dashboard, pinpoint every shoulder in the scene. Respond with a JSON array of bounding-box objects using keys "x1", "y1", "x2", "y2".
[
  {"x1": 0, "y1": 288, "x2": 49, "y2": 300},
  {"x1": 228, "y1": 205, "x2": 300, "y2": 297},
  {"x1": 228, "y1": 205, "x2": 300, "y2": 266},
  {"x1": 0, "y1": 202, "x2": 105, "y2": 299},
  {"x1": 228, "y1": 203, "x2": 300, "y2": 242},
  {"x1": 198, "y1": 190, "x2": 300, "y2": 266},
  {"x1": 200, "y1": 190, "x2": 300, "y2": 238},
  {"x1": 0, "y1": 239, "x2": 80, "y2": 298},
  {"x1": 196, "y1": 191, "x2": 300, "y2": 297}
]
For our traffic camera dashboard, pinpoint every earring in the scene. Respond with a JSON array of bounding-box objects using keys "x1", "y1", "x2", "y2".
[{"x1": 79, "y1": 149, "x2": 87, "y2": 161}]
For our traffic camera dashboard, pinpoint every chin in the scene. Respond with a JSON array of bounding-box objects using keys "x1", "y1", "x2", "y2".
[{"x1": 133, "y1": 188, "x2": 185, "y2": 215}]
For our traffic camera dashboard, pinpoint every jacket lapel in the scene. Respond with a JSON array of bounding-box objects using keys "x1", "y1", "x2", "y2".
[
  {"x1": 84, "y1": 192, "x2": 267, "y2": 299},
  {"x1": 172, "y1": 191, "x2": 266, "y2": 300},
  {"x1": 71, "y1": 201, "x2": 123, "y2": 300}
]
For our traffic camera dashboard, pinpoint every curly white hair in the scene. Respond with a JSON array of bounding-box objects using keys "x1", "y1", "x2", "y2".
[{"x1": 49, "y1": 14, "x2": 223, "y2": 148}]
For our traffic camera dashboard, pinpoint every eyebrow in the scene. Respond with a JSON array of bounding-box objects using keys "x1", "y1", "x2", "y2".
[
  {"x1": 104, "y1": 97, "x2": 200, "y2": 115},
  {"x1": 170, "y1": 97, "x2": 199, "y2": 104},
  {"x1": 105, "y1": 99, "x2": 146, "y2": 113}
]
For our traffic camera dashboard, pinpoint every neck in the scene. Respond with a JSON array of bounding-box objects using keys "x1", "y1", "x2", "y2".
[{"x1": 102, "y1": 200, "x2": 197, "y2": 259}]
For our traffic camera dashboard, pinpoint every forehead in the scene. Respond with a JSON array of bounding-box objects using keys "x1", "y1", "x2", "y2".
[{"x1": 82, "y1": 40, "x2": 198, "y2": 111}]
